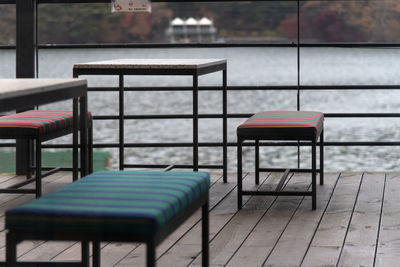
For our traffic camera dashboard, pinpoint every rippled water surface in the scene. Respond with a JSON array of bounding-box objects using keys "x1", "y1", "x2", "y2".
[{"x1": 1, "y1": 47, "x2": 400, "y2": 171}]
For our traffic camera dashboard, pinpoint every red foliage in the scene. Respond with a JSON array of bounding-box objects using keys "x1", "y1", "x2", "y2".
[{"x1": 278, "y1": 9, "x2": 366, "y2": 42}]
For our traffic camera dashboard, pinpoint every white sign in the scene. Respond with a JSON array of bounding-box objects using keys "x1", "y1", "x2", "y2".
[{"x1": 111, "y1": 0, "x2": 152, "y2": 13}]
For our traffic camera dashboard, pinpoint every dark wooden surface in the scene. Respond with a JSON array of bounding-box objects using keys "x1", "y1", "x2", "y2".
[{"x1": 0, "y1": 171, "x2": 396, "y2": 266}]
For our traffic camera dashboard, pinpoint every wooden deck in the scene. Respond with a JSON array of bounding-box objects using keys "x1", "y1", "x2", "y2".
[{"x1": 0, "y1": 171, "x2": 398, "y2": 266}]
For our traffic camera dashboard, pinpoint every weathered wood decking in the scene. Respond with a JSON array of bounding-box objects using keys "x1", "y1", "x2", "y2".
[{"x1": 0, "y1": 171, "x2": 398, "y2": 267}]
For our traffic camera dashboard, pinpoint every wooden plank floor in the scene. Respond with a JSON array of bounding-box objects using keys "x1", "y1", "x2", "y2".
[{"x1": 0, "y1": 171, "x2": 398, "y2": 266}]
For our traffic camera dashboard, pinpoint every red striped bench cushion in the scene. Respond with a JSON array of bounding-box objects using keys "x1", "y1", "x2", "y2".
[
  {"x1": 237, "y1": 111, "x2": 324, "y2": 140},
  {"x1": 0, "y1": 110, "x2": 92, "y2": 136}
]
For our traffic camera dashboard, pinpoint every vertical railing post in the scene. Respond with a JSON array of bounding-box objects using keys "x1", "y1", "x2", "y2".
[
  {"x1": 119, "y1": 75, "x2": 124, "y2": 170},
  {"x1": 297, "y1": 0, "x2": 301, "y2": 169},
  {"x1": 297, "y1": 0, "x2": 301, "y2": 112},
  {"x1": 15, "y1": 0, "x2": 37, "y2": 175},
  {"x1": 193, "y1": 73, "x2": 199, "y2": 172}
]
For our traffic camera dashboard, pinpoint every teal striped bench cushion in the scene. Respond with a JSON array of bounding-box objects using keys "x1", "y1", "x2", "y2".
[
  {"x1": 237, "y1": 111, "x2": 324, "y2": 139},
  {"x1": 5, "y1": 171, "x2": 210, "y2": 236},
  {"x1": 0, "y1": 110, "x2": 92, "y2": 135}
]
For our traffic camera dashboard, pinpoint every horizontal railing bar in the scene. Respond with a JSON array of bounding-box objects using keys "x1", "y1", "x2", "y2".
[
  {"x1": 2, "y1": 112, "x2": 398, "y2": 124},
  {"x1": 93, "y1": 114, "x2": 241, "y2": 120},
  {"x1": 87, "y1": 85, "x2": 400, "y2": 92},
  {"x1": 123, "y1": 164, "x2": 223, "y2": 169},
  {"x1": 0, "y1": 143, "x2": 16, "y2": 147},
  {"x1": 95, "y1": 114, "x2": 224, "y2": 120},
  {"x1": 93, "y1": 113, "x2": 400, "y2": 121},
  {"x1": 1, "y1": 0, "x2": 391, "y2": 5},
  {"x1": 234, "y1": 113, "x2": 400, "y2": 118},
  {"x1": 39, "y1": 141, "x2": 398, "y2": 149},
  {"x1": 324, "y1": 113, "x2": 400, "y2": 118},
  {"x1": 3, "y1": 43, "x2": 400, "y2": 50},
  {"x1": 35, "y1": 42, "x2": 400, "y2": 49},
  {"x1": 3, "y1": 139, "x2": 400, "y2": 150}
]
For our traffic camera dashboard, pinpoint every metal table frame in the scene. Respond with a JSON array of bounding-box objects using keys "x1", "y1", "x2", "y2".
[
  {"x1": 0, "y1": 78, "x2": 90, "y2": 178},
  {"x1": 73, "y1": 59, "x2": 228, "y2": 182}
]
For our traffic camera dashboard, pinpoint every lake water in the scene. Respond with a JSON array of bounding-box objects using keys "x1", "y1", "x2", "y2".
[{"x1": 1, "y1": 47, "x2": 400, "y2": 172}]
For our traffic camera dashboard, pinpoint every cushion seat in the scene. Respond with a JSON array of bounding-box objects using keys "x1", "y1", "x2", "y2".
[
  {"x1": 0, "y1": 109, "x2": 93, "y2": 197},
  {"x1": 237, "y1": 111, "x2": 324, "y2": 140},
  {"x1": 0, "y1": 110, "x2": 92, "y2": 136},
  {"x1": 5, "y1": 170, "x2": 210, "y2": 236},
  {"x1": 237, "y1": 111, "x2": 324, "y2": 210}
]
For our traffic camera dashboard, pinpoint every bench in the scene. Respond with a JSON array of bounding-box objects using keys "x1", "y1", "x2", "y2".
[
  {"x1": 0, "y1": 110, "x2": 93, "y2": 197},
  {"x1": 5, "y1": 170, "x2": 210, "y2": 267},
  {"x1": 237, "y1": 111, "x2": 324, "y2": 210}
]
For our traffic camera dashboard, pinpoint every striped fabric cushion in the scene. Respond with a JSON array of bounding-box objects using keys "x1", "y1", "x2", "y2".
[
  {"x1": 237, "y1": 111, "x2": 324, "y2": 138},
  {"x1": 0, "y1": 110, "x2": 91, "y2": 135},
  {"x1": 5, "y1": 170, "x2": 210, "y2": 236}
]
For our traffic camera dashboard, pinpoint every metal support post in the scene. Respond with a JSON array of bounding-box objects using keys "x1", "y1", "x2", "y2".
[{"x1": 15, "y1": 0, "x2": 37, "y2": 175}]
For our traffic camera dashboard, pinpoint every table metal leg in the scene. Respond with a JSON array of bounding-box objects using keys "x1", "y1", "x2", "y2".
[
  {"x1": 193, "y1": 74, "x2": 199, "y2": 172},
  {"x1": 237, "y1": 138, "x2": 243, "y2": 209},
  {"x1": 223, "y1": 69, "x2": 228, "y2": 182},
  {"x1": 119, "y1": 75, "x2": 125, "y2": 170},
  {"x1": 80, "y1": 93, "x2": 88, "y2": 177},
  {"x1": 73, "y1": 98, "x2": 79, "y2": 180},
  {"x1": 312, "y1": 138, "x2": 317, "y2": 210},
  {"x1": 202, "y1": 200, "x2": 209, "y2": 267}
]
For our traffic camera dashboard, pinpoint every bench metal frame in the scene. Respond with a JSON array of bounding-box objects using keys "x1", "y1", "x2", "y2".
[
  {"x1": 5, "y1": 192, "x2": 209, "y2": 267},
  {"x1": 237, "y1": 130, "x2": 324, "y2": 210},
  {"x1": 0, "y1": 80, "x2": 92, "y2": 197}
]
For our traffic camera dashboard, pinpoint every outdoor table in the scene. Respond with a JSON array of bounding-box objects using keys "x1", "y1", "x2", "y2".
[
  {"x1": 73, "y1": 58, "x2": 227, "y2": 181},
  {"x1": 0, "y1": 78, "x2": 89, "y2": 176}
]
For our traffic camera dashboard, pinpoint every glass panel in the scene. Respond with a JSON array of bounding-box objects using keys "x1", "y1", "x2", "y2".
[
  {"x1": 300, "y1": 0, "x2": 400, "y2": 42},
  {"x1": 0, "y1": 4, "x2": 16, "y2": 78},
  {"x1": 37, "y1": 2, "x2": 298, "y2": 44},
  {"x1": 0, "y1": 4, "x2": 15, "y2": 45}
]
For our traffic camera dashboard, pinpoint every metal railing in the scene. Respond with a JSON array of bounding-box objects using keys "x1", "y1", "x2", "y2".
[{"x1": 1, "y1": 0, "x2": 400, "y2": 174}]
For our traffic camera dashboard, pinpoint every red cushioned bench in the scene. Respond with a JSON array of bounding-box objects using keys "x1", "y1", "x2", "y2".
[
  {"x1": 237, "y1": 111, "x2": 324, "y2": 210},
  {"x1": 0, "y1": 110, "x2": 93, "y2": 197}
]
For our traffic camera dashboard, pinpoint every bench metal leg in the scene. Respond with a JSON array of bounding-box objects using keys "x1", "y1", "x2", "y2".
[
  {"x1": 6, "y1": 232, "x2": 17, "y2": 267},
  {"x1": 92, "y1": 241, "x2": 100, "y2": 267},
  {"x1": 27, "y1": 140, "x2": 32, "y2": 180},
  {"x1": 312, "y1": 139, "x2": 317, "y2": 210},
  {"x1": 237, "y1": 138, "x2": 243, "y2": 209},
  {"x1": 82, "y1": 241, "x2": 90, "y2": 267},
  {"x1": 320, "y1": 130, "x2": 324, "y2": 185},
  {"x1": 35, "y1": 139, "x2": 42, "y2": 198},
  {"x1": 73, "y1": 98, "x2": 79, "y2": 181},
  {"x1": 255, "y1": 139, "x2": 259, "y2": 185},
  {"x1": 88, "y1": 121, "x2": 93, "y2": 174},
  {"x1": 146, "y1": 240, "x2": 156, "y2": 267},
  {"x1": 202, "y1": 201, "x2": 209, "y2": 267}
]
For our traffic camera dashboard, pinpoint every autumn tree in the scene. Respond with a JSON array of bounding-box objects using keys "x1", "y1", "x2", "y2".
[
  {"x1": 0, "y1": 5, "x2": 15, "y2": 45},
  {"x1": 278, "y1": 1, "x2": 369, "y2": 42},
  {"x1": 36, "y1": 3, "x2": 172, "y2": 44},
  {"x1": 278, "y1": 0, "x2": 400, "y2": 42}
]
